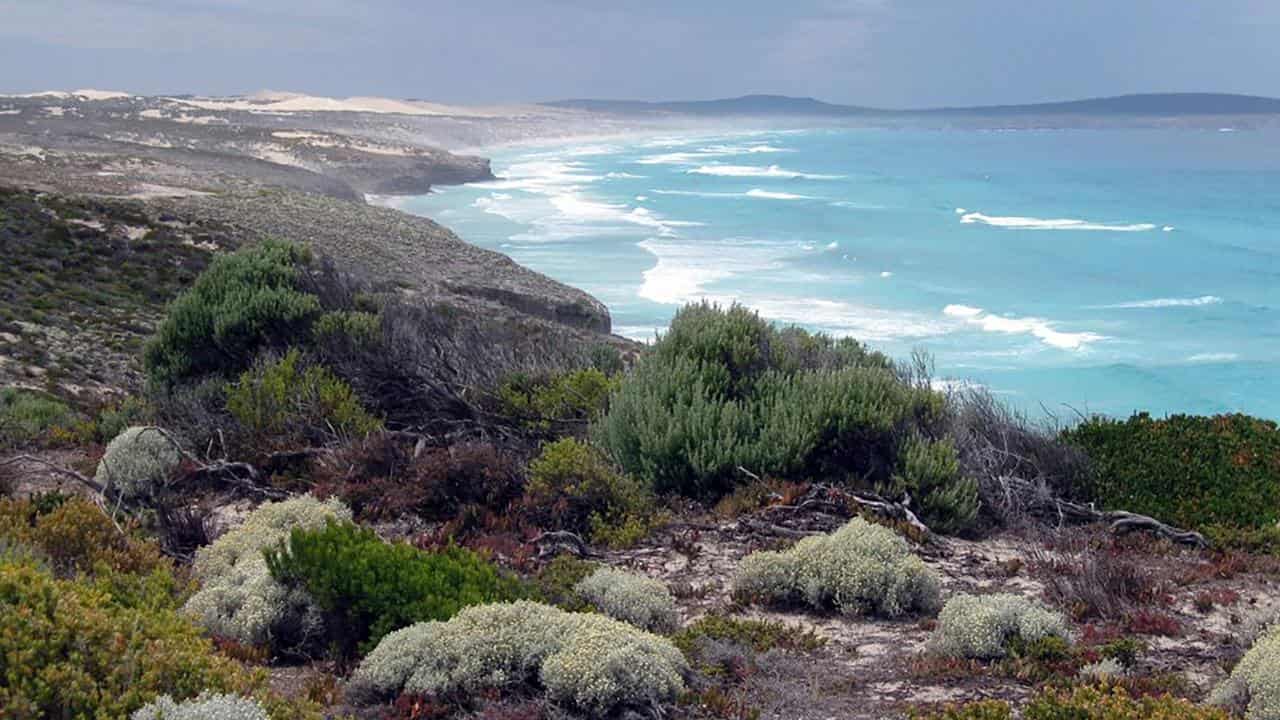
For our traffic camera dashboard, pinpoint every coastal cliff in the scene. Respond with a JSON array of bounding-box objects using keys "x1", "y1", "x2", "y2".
[{"x1": 0, "y1": 92, "x2": 612, "y2": 403}]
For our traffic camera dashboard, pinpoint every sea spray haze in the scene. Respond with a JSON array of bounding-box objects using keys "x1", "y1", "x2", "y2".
[{"x1": 402, "y1": 126, "x2": 1280, "y2": 420}]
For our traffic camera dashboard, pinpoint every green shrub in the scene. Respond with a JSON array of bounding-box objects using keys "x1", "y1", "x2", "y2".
[
  {"x1": 933, "y1": 593, "x2": 1070, "y2": 659},
  {"x1": 574, "y1": 566, "x2": 679, "y2": 633},
  {"x1": 133, "y1": 693, "x2": 269, "y2": 720},
  {"x1": 183, "y1": 496, "x2": 350, "y2": 650},
  {"x1": 1210, "y1": 623, "x2": 1280, "y2": 718},
  {"x1": 731, "y1": 517, "x2": 941, "y2": 617},
  {"x1": 594, "y1": 303, "x2": 964, "y2": 523},
  {"x1": 94, "y1": 396, "x2": 153, "y2": 443},
  {"x1": 499, "y1": 368, "x2": 618, "y2": 433},
  {"x1": 225, "y1": 349, "x2": 380, "y2": 447},
  {"x1": 94, "y1": 425, "x2": 184, "y2": 500},
  {"x1": 265, "y1": 520, "x2": 526, "y2": 656},
  {"x1": 144, "y1": 240, "x2": 321, "y2": 386},
  {"x1": 672, "y1": 614, "x2": 825, "y2": 655},
  {"x1": 886, "y1": 436, "x2": 979, "y2": 534},
  {"x1": 346, "y1": 600, "x2": 687, "y2": 713},
  {"x1": 532, "y1": 555, "x2": 599, "y2": 610},
  {"x1": 524, "y1": 437, "x2": 650, "y2": 535},
  {"x1": 311, "y1": 310, "x2": 380, "y2": 347},
  {"x1": 1064, "y1": 413, "x2": 1280, "y2": 530},
  {"x1": 0, "y1": 495, "x2": 168, "y2": 577},
  {"x1": 0, "y1": 561, "x2": 316, "y2": 720},
  {"x1": 0, "y1": 386, "x2": 77, "y2": 447}
]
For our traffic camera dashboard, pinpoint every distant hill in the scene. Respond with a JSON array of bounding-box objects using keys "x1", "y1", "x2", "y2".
[{"x1": 547, "y1": 92, "x2": 1280, "y2": 117}]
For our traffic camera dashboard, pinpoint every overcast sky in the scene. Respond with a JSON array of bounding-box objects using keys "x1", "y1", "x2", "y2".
[{"x1": 1, "y1": 0, "x2": 1277, "y2": 107}]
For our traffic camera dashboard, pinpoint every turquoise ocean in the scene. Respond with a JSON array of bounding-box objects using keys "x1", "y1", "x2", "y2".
[{"x1": 397, "y1": 126, "x2": 1280, "y2": 420}]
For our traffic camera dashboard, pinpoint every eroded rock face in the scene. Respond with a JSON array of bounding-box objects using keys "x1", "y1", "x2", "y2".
[{"x1": 158, "y1": 190, "x2": 610, "y2": 335}]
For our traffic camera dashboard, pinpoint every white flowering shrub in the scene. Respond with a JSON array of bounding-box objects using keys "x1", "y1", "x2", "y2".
[
  {"x1": 95, "y1": 426, "x2": 183, "y2": 500},
  {"x1": 933, "y1": 593, "x2": 1070, "y2": 659},
  {"x1": 574, "y1": 567, "x2": 679, "y2": 633},
  {"x1": 1210, "y1": 624, "x2": 1280, "y2": 719},
  {"x1": 347, "y1": 600, "x2": 687, "y2": 713},
  {"x1": 131, "y1": 692, "x2": 268, "y2": 720},
  {"x1": 182, "y1": 495, "x2": 350, "y2": 649},
  {"x1": 730, "y1": 517, "x2": 942, "y2": 618}
]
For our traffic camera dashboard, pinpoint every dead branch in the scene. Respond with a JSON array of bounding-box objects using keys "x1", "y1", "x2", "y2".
[
  {"x1": 994, "y1": 475, "x2": 1208, "y2": 548},
  {"x1": 531, "y1": 530, "x2": 599, "y2": 558},
  {"x1": 0, "y1": 454, "x2": 105, "y2": 494}
]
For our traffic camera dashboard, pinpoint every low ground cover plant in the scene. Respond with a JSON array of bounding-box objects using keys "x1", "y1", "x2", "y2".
[
  {"x1": 183, "y1": 496, "x2": 350, "y2": 652},
  {"x1": 573, "y1": 566, "x2": 679, "y2": 633},
  {"x1": 94, "y1": 425, "x2": 184, "y2": 501},
  {"x1": 933, "y1": 593, "x2": 1071, "y2": 659},
  {"x1": 912, "y1": 683, "x2": 1231, "y2": 719},
  {"x1": 731, "y1": 516, "x2": 941, "y2": 617},
  {"x1": 346, "y1": 600, "x2": 688, "y2": 714},
  {"x1": 1210, "y1": 622, "x2": 1280, "y2": 718}
]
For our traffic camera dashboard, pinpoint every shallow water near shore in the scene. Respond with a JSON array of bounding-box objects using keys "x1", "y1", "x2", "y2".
[{"x1": 398, "y1": 126, "x2": 1280, "y2": 420}]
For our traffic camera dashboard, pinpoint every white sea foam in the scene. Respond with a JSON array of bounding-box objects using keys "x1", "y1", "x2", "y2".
[
  {"x1": 745, "y1": 189, "x2": 812, "y2": 200},
  {"x1": 880, "y1": 271, "x2": 893, "y2": 278},
  {"x1": 943, "y1": 304, "x2": 1105, "y2": 351},
  {"x1": 831, "y1": 201, "x2": 887, "y2": 210},
  {"x1": 636, "y1": 152, "x2": 709, "y2": 165},
  {"x1": 635, "y1": 239, "x2": 949, "y2": 341},
  {"x1": 605, "y1": 172, "x2": 644, "y2": 179},
  {"x1": 959, "y1": 210, "x2": 1157, "y2": 232},
  {"x1": 686, "y1": 164, "x2": 842, "y2": 180},
  {"x1": 650, "y1": 188, "x2": 815, "y2": 200},
  {"x1": 636, "y1": 144, "x2": 789, "y2": 166},
  {"x1": 1187, "y1": 352, "x2": 1239, "y2": 363},
  {"x1": 613, "y1": 325, "x2": 664, "y2": 343},
  {"x1": 1095, "y1": 295, "x2": 1222, "y2": 309}
]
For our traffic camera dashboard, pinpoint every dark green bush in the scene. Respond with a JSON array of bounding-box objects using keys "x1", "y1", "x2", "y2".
[
  {"x1": 885, "y1": 436, "x2": 978, "y2": 535},
  {"x1": 595, "y1": 303, "x2": 969, "y2": 531},
  {"x1": 144, "y1": 240, "x2": 321, "y2": 387},
  {"x1": 265, "y1": 520, "x2": 526, "y2": 657},
  {"x1": 1064, "y1": 413, "x2": 1280, "y2": 530},
  {"x1": 225, "y1": 349, "x2": 381, "y2": 448}
]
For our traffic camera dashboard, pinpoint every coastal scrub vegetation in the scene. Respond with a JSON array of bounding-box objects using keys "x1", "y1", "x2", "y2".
[
  {"x1": 345, "y1": 600, "x2": 688, "y2": 713},
  {"x1": 264, "y1": 520, "x2": 527, "y2": 657},
  {"x1": 1064, "y1": 412, "x2": 1280, "y2": 533},
  {"x1": 144, "y1": 239, "x2": 322, "y2": 387},
  {"x1": 6, "y1": 238, "x2": 1280, "y2": 719},
  {"x1": 594, "y1": 302, "x2": 981, "y2": 532},
  {"x1": 731, "y1": 516, "x2": 942, "y2": 617}
]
